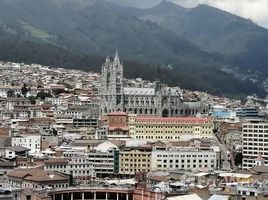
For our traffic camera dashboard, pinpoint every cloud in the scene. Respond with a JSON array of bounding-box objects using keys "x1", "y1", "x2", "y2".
[
  {"x1": 108, "y1": 0, "x2": 268, "y2": 28},
  {"x1": 107, "y1": 0, "x2": 161, "y2": 8},
  {"x1": 170, "y1": 0, "x2": 268, "y2": 28}
]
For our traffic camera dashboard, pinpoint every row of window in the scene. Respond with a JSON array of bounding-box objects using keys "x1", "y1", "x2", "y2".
[
  {"x1": 156, "y1": 154, "x2": 214, "y2": 158},
  {"x1": 157, "y1": 164, "x2": 214, "y2": 169},
  {"x1": 157, "y1": 159, "x2": 214, "y2": 163},
  {"x1": 243, "y1": 130, "x2": 268, "y2": 133}
]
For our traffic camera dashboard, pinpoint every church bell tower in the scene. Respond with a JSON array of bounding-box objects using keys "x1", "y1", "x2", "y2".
[{"x1": 99, "y1": 51, "x2": 124, "y2": 115}]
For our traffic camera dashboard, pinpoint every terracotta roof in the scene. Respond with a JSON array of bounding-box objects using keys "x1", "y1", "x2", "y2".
[
  {"x1": 44, "y1": 158, "x2": 68, "y2": 165},
  {"x1": 6, "y1": 146, "x2": 30, "y2": 152},
  {"x1": 109, "y1": 126, "x2": 129, "y2": 131},
  {"x1": 0, "y1": 159, "x2": 15, "y2": 167},
  {"x1": 108, "y1": 112, "x2": 127, "y2": 116},
  {"x1": 110, "y1": 140, "x2": 126, "y2": 147},
  {"x1": 251, "y1": 165, "x2": 268, "y2": 174},
  {"x1": 147, "y1": 175, "x2": 171, "y2": 182},
  {"x1": 7, "y1": 168, "x2": 69, "y2": 182},
  {"x1": 0, "y1": 128, "x2": 9, "y2": 135},
  {"x1": 255, "y1": 154, "x2": 265, "y2": 161},
  {"x1": 136, "y1": 116, "x2": 211, "y2": 124}
]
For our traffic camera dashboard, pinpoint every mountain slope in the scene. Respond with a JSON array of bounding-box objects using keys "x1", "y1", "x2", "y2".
[
  {"x1": 0, "y1": 0, "x2": 215, "y2": 65},
  {"x1": 124, "y1": 1, "x2": 268, "y2": 75},
  {"x1": 0, "y1": 0, "x2": 265, "y2": 97}
]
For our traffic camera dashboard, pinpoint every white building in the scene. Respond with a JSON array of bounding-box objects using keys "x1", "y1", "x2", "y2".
[
  {"x1": 88, "y1": 141, "x2": 120, "y2": 177},
  {"x1": 151, "y1": 146, "x2": 219, "y2": 172},
  {"x1": 5, "y1": 146, "x2": 29, "y2": 159},
  {"x1": 95, "y1": 126, "x2": 108, "y2": 140},
  {"x1": 0, "y1": 86, "x2": 22, "y2": 98},
  {"x1": 44, "y1": 156, "x2": 95, "y2": 180},
  {"x1": 242, "y1": 120, "x2": 268, "y2": 169},
  {"x1": 12, "y1": 135, "x2": 41, "y2": 154}
]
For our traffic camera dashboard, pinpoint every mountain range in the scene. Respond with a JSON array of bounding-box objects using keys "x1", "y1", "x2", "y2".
[{"x1": 0, "y1": 0, "x2": 267, "y2": 97}]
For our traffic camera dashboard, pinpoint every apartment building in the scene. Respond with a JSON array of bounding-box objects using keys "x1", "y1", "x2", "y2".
[
  {"x1": 11, "y1": 134, "x2": 41, "y2": 154},
  {"x1": 242, "y1": 120, "x2": 268, "y2": 169},
  {"x1": 120, "y1": 145, "x2": 152, "y2": 177},
  {"x1": 44, "y1": 156, "x2": 95, "y2": 180},
  {"x1": 151, "y1": 146, "x2": 219, "y2": 172}
]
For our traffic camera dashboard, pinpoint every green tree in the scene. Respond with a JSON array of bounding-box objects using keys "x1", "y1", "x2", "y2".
[
  {"x1": 53, "y1": 89, "x2": 65, "y2": 96},
  {"x1": 21, "y1": 83, "x2": 29, "y2": 97},
  {"x1": 37, "y1": 91, "x2": 52, "y2": 100},
  {"x1": 7, "y1": 90, "x2": 15, "y2": 98},
  {"x1": 28, "y1": 96, "x2": 36, "y2": 104}
]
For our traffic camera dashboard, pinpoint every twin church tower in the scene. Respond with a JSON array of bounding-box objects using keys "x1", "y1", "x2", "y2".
[{"x1": 99, "y1": 51, "x2": 208, "y2": 117}]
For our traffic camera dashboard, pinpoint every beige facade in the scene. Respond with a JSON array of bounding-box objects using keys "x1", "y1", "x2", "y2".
[
  {"x1": 120, "y1": 147, "x2": 152, "y2": 176},
  {"x1": 129, "y1": 115, "x2": 214, "y2": 141}
]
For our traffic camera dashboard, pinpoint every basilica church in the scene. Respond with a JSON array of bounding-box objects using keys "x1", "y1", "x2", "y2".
[{"x1": 99, "y1": 52, "x2": 208, "y2": 117}]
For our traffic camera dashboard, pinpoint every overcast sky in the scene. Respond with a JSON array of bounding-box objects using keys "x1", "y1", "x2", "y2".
[
  {"x1": 109, "y1": 0, "x2": 268, "y2": 28},
  {"x1": 172, "y1": 0, "x2": 268, "y2": 28}
]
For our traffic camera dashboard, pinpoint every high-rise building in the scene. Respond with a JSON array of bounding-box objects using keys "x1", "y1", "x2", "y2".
[{"x1": 242, "y1": 120, "x2": 268, "y2": 169}]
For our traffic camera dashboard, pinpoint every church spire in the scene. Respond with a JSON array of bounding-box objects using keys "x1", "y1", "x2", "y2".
[
  {"x1": 105, "y1": 56, "x2": 110, "y2": 63},
  {"x1": 114, "y1": 50, "x2": 120, "y2": 64}
]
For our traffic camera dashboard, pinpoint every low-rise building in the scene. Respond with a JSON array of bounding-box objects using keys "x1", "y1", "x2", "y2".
[
  {"x1": 44, "y1": 156, "x2": 95, "y2": 180},
  {"x1": 11, "y1": 134, "x2": 41, "y2": 154},
  {"x1": 6, "y1": 168, "x2": 70, "y2": 189},
  {"x1": 107, "y1": 112, "x2": 130, "y2": 140},
  {"x1": 5, "y1": 146, "x2": 29, "y2": 159},
  {"x1": 151, "y1": 146, "x2": 219, "y2": 172}
]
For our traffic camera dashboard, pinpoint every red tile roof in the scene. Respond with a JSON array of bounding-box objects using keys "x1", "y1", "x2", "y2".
[
  {"x1": 136, "y1": 116, "x2": 211, "y2": 124},
  {"x1": 108, "y1": 112, "x2": 127, "y2": 116},
  {"x1": 109, "y1": 126, "x2": 129, "y2": 131}
]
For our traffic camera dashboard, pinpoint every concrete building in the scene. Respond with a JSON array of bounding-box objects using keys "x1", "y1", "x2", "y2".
[
  {"x1": 107, "y1": 112, "x2": 130, "y2": 140},
  {"x1": 11, "y1": 135, "x2": 41, "y2": 154},
  {"x1": 236, "y1": 108, "x2": 259, "y2": 118},
  {"x1": 6, "y1": 168, "x2": 70, "y2": 189},
  {"x1": 44, "y1": 157, "x2": 95, "y2": 180},
  {"x1": 120, "y1": 145, "x2": 152, "y2": 177},
  {"x1": 129, "y1": 115, "x2": 214, "y2": 141},
  {"x1": 5, "y1": 146, "x2": 29, "y2": 159},
  {"x1": 242, "y1": 120, "x2": 268, "y2": 169},
  {"x1": 0, "y1": 159, "x2": 15, "y2": 182},
  {"x1": 151, "y1": 146, "x2": 219, "y2": 172},
  {"x1": 88, "y1": 141, "x2": 120, "y2": 178}
]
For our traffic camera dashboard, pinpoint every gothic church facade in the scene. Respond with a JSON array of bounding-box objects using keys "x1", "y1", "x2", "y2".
[{"x1": 99, "y1": 52, "x2": 208, "y2": 117}]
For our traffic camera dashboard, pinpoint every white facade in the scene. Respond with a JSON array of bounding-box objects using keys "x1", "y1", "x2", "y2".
[
  {"x1": 151, "y1": 147, "x2": 219, "y2": 172},
  {"x1": 0, "y1": 86, "x2": 22, "y2": 98},
  {"x1": 68, "y1": 157, "x2": 95, "y2": 178},
  {"x1": 44, "y1": 156, "x2": 95, "y2": 179},
  {"x1": 12, "y1": 135, "x2": 41, "y2": 153},
  {"x1": 95, "y1": 126, "x2": 108, "y2": 140},
  {"x1": 242, "y1": 120, "x2": 268, "y2": 169},
  {"x1": 47, "y1": 97, "x2": 68, "y2": 106}
]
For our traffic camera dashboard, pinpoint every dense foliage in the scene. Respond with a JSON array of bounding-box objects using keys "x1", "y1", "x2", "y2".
[{"x1": 0, "y1": 0, "x2": 266, "y2": 97}]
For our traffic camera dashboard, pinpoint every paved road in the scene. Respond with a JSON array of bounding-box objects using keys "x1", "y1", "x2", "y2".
[{"x1": 214, "y1": 131, "x2": 234, "y2": 171}]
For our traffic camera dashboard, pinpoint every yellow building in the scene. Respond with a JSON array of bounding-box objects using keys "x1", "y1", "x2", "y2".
[
  {"x1": 120, "y1": 145, "x2": 152, "y2": 177},
  {"x1": 129, "y1": 115, "x2": 214, "y2": 140}
]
